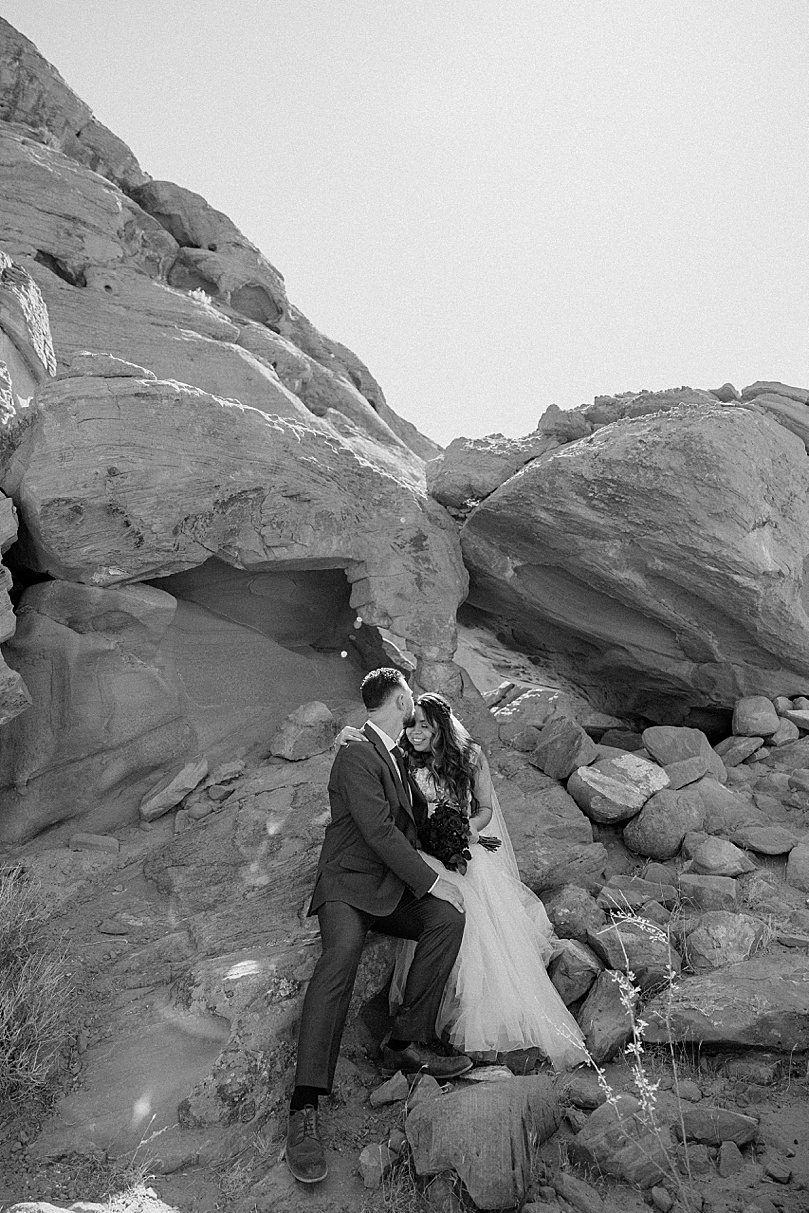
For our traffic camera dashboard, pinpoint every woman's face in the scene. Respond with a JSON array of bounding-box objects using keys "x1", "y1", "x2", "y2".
[{"x1": 405, "y1": 705, "x2": 436, "y2": 753}]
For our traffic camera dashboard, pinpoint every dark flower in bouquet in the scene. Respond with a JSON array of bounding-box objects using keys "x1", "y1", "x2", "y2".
[{"x1": 419, "y1": 798, "x2": 472, "y2": 874}]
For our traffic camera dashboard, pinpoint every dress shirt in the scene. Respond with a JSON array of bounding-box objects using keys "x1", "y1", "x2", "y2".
[{"x1": 365, "y1": 720, "x2": 439, "y2": 895}]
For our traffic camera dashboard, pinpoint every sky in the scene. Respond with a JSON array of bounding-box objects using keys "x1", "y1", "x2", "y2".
[{"x1": 4, "y1": 1, "x2": 807, "y2": 446}]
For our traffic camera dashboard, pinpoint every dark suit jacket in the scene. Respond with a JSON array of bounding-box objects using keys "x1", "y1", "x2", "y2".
[{"x1": 309, "y1": 724, "x2": 437, "y2": 916}]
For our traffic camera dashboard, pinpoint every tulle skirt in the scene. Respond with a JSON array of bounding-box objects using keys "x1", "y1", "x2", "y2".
[{"x1": 391, "y1": 846, "x2": 589, "y2": 1071}]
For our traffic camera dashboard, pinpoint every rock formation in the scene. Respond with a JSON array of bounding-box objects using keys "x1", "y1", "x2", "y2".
[
  {"x1": 453, "y1": 391, "x2": 809, "y2": 720},
  {"x1": 0, "y1": 20, "x2": 464, "y2": 841}
]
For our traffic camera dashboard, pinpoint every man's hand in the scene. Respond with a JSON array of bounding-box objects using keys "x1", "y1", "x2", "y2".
[{"x1": 431, "y1": 876, "x2": 465, "y2": 914}]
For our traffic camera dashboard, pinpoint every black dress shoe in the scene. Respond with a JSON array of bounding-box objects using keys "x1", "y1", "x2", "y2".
[
  {"x1": 380, "y1": 1043, "x2": 473, "y2": 1079},
  {"x1": 284, "y1": 1105, "x2": 328, "y2": 1183}
]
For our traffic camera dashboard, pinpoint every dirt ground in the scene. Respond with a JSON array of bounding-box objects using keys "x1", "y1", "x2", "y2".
[{"x1": 1, "y1": 824, "x2": 808, "y2": 1213}]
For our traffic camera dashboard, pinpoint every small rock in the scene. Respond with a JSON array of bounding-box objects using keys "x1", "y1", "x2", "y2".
[
  {"x1": 407, "y1": 1072, "x2": 443, "y2": 1110},
  {"x1": 651, "y1": 1186, "x2": 674, "y2": 1212},
  {"x1": 207, "y1": 785, "x2": 232, "y2": 802},
  {"x1": 388, "y1": 1128, "x2": 406, "y2": 1155},
  {"x1": 678, "y1": 873, "x2": 739, "y2": 912},
  {"x1": 786, "y1": 841, "x2": 809, "y2": 892},
  {"x1": 664, "y1": 756, "x2": 709, "y2": 789},
  {"x1": 684, "y1": 1142, "x2": 713, "y2": 1175},
  {"x1": 140, "y1": 757, "x2": 208, "y2": 821},
  {"x1": 676, "y1": 1106, "x2": 759, "y2": 1146},
  {"x1": 530, "y1": 716, "x2": 599, "y2": 780},
  {"x1": 764, "y1": 1158, "x2": 793, "y2": 1183},
  {"x1": 370, "y1": 1071, "x2": 410, "y2": 1106},
  {"x1": 552, "y1": 1169, "x2": 605, "y2": 1211},
  {"x1": 714, "y1": 736, "x2": 764, "y2": 766},
  {"x1": 676, "y1": 1079, "x2": 702, "y2": 1102},
  {"x1": 269, "y1": 701, "x2": 337, "y2": 760},
  {"x1": 717, "y1": 1139, "x2": 745, "y2": 1176},
  {"x1": 689, "y1": 836, "x2": 755, "y2": 878},
  {"x1": 732, "y1": 697, "x2": 780, "y2": 737},
  {"x1": 770, "y1": 717, "x2": 800, "y2": 746},
  {"x1": 729, "y1": 824, "x2": 796, "y2": 855},
  {"x1": 187, "y1": 800, "x2": 213, "y2": 820},
  {"x1": 558, "y1": 1068, "x2": 607, "y2": 1110},
  {"x1": 549, "y1": 939, "x2": 602, "y2": 1004},
  {"x1": 784, "y1": 709, "x2": 809, "y2": 730},
  {"x1": 358, "y1": 1141, "x2": 394, "y2": 1188}
]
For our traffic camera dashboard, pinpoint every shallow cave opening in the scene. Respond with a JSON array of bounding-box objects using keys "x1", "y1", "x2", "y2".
[
  {"x1": 33, "y1": 250, "x2": 87, "y2": 288},
  {"x1": 148, "y1": 556, "x2": 401, "y2": 682}
]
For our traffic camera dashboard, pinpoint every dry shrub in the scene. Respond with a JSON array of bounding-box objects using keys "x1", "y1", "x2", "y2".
[{"x1": 0, "y1": 864, "x2": 76, "y2": 1104}]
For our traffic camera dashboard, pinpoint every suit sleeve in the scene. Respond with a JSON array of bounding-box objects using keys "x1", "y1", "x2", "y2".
[{"x1": 334, "y1": 743, "x2": 438, "y2": 899}]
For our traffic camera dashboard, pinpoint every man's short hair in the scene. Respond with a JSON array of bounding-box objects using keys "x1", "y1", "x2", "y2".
[{"x1": 361, "y1": 667, "x2": 408, "y2": 711}]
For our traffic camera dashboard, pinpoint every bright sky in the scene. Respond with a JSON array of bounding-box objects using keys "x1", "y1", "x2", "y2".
[{"x1": 5, "y1": 1, "x2": 807, "y2": 446}]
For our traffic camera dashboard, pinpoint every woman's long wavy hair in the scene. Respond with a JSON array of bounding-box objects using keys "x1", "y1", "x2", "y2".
[{"x1": 401, "y1": 692, "x2": 479, "y2": 815}]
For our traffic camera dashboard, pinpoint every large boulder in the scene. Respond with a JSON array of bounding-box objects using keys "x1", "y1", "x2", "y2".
[
  {"x1": 426, "y1": 431, "x2": 558, "y2": 509},
  {"x1": 461, "y1": 405, "x2": 809, "y2": 718},
  {"x1": 1, "y1": 368, "x2": 465, "y2": 660},
  {"x1": 643, "y1": 954, "x2": 809, "y2": 1051}
]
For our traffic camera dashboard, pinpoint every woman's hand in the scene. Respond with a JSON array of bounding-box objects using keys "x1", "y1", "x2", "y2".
[
  {"x1": 468, "y1": 825, "x2": 480, "y2": 845},
  {"x1": 334, "y1": 725, "x2": 366, "y2": 748}
]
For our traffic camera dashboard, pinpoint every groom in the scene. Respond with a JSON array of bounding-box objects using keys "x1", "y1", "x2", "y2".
[{"x1": 285, "y1": 667, "x2": 471, "y2": 1183}]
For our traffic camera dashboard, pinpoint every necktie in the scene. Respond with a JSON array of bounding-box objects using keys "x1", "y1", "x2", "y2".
[{"x1": 392, "y1": 745, "x2": 411, "y2": 801}]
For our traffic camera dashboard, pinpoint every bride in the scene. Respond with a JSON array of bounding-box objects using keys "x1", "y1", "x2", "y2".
[{"x1": 341, "y1": 692, "x2": 588, "y2": 1071}]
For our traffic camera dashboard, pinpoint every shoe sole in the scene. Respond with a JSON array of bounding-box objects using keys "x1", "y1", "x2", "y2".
[
  {"x1": 280, "y1": 1144, "x2": 329, "y2": 1184},
  {"x1": 380, "y1": 1058, "x2": 474, "y2": 1079}
]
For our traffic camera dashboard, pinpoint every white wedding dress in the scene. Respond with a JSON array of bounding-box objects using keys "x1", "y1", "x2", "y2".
[{"x1": 391, "y1": 748, "x2": 588, "y2": 1071}]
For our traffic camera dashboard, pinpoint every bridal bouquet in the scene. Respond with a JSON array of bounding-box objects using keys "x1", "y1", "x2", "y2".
[{"x1": 419, "y1": 799, "x2": 473, "y2": 874}]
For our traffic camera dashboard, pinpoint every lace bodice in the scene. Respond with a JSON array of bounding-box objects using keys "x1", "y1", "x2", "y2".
[{"x1": 412, "y1": 766, "x2": 470, "y2": 817}]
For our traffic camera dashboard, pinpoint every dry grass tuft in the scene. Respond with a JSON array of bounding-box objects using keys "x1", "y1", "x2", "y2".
[{"x1": 0, "y1": 864, "x2": 77, "y2": 1106}]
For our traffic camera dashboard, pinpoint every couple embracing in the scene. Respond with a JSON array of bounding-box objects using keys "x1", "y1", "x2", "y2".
[{"x1": 285, "y1": 667, "x2": 587, "y2": 1184}]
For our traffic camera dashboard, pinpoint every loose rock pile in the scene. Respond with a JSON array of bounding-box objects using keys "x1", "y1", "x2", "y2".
[{"x1": 484, "y1": 685, "x2": 809, "y2": 1074}]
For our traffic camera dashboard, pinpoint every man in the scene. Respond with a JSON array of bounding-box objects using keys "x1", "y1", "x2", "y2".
[{"x1": 285, "y1": 667, "x2": 471, "y2": 1183}]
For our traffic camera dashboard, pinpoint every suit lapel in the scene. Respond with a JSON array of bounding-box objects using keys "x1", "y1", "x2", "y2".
[{"x1": 363, "y1": 723, "x2": 415, "y2": 822}]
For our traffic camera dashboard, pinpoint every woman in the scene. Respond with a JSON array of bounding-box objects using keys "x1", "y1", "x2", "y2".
[{"x1": 341, "y1": 693, "x2": 588, "y2": 1071}]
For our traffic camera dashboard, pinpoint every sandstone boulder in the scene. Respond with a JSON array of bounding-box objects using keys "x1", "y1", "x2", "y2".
[
  {"x1": 585, "y1": 920, "x2": 681, "y2": 991},
  {"x1": 623, "y1": 787, "x2": 706, "y2": 859},
  {"x1": 426, "y1": 431, "x2": 558, "y2": 509},
  {"x1": 543, "y1": 885, "x2": 606, "y2": 940},
  {"x1": 519, "y1": 839, "x2": 608, "y2": 895},
  {"x1": 679, "y1": 873, "x2": 739, "y2": 912},
  {"x1": 405, "y1": 1077, "x2": 561, "y2": 1211},
  {"x1": 494, "y1": 685, "x2": 622, "y2": 743},
  {"x1": 268, "y1": 702, "x2": 337, "y2": 761},
  {"x1": 687, "y1": 836, "x2": 756, "y2": 877},
  {"x1": 713, "y1": 735, "x2": 764, "y2": 766},
  {"x1": 567, "y1": 753, "x2": 669, "y2": 824},
  {"x1": 732, "y1": 695, "x2": 780, "y2": 736},
  {"x1": 577, "y1": 971, "x2": 634, "y2": 1065},
  {"x1": 569, "y1": 1091, "x2": 675, "y2": 1188},
  {"x1": 682, "y1": 911, "x2": 768, "y2": 972},
  {"x1": 596, "y1": 873, "x2": 678, "y2": 913},
  {"x1": 529, "y1": 716, "x2": 598, "y2": 780},
  {"x1": 728, "y1": 824, "x2": 797, "y2": 855},
  {"x1": 643, "y1": 955, "x2": 809, "y2": 1051},
  {"x1": 461, "y1": 407, "x2": 809, "y2": 719},
  {"x1": 2, "y1": 371, "x2": 465, "y2": 661},
  {"x1": 785, "y1": 841, "x2": 809, "y2": 892},
  {"x1": 548, "y1": 939, "x2": 602, "y2": 1004},
  {"x1": 642, "y1": 726, "x2": 727, "y2": 782}
]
